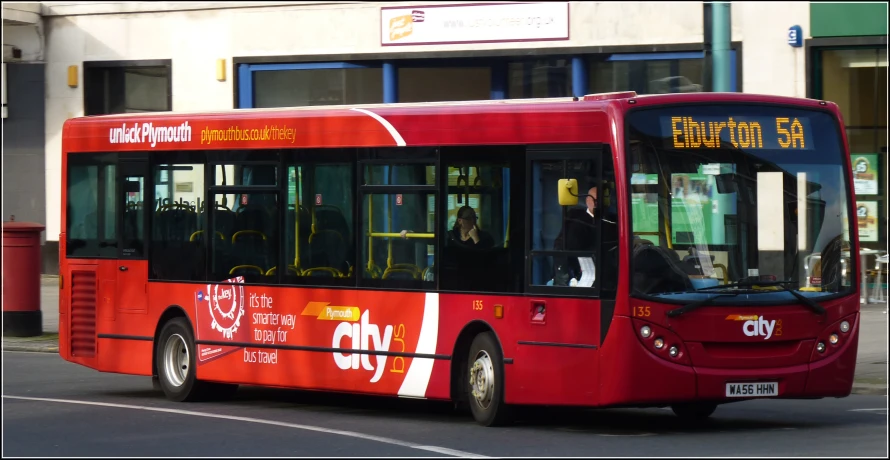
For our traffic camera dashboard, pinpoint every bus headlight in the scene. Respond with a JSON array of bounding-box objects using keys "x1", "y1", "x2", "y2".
[
  {"x1": 829, "y1": 334, "x2": 839, "y2": 345},
  {"x1": 669, "y1": 346, "x2": 679, "y2": 358},
  {"x1": 654, "y1": 338, "x2": 665, "y2": 349},
  {"x1": 816, "y1": 342, "x2": 826, "y2": 353},
  {"x1": 640, "y1": 326, "x2": 652, "y2": 338},
  {"x1": 840, "y1": 321, "x2": 850, "y2": 333}
]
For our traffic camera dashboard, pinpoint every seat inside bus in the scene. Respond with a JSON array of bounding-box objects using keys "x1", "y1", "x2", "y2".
[{"x1": 631, "y1": 239, "x2": 694, "y2": 294}]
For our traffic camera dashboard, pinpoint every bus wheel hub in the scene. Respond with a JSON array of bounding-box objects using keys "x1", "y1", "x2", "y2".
[{"x1": 470, "y1": 351, "x2": 495, "y2": 409}]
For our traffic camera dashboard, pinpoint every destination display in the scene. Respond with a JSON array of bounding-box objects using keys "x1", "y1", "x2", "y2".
[{"x1": 662, "y1": 115, "x2": 814, "y2": 150}]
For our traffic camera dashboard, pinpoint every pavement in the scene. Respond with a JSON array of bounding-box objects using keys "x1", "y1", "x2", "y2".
[{"x1": 4, "y1": 275, "x2": 887, "y2": 396}]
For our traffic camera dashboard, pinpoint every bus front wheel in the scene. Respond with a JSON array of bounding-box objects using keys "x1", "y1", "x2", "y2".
[
  {"x1": 467, "y1": 332, "x2": 511, "y2": 427},
  {"x1": 155, "y1": 317, "x2": 237, "y2": 402},
  {"x1": 671, "y1": 402, "x2": 718, "y2": 420}
]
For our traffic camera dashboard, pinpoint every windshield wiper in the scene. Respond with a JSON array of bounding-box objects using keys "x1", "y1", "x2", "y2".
[
  {"x1": 695, "y1": 278, "x2": 797, "y2": 291},
  {"x1": 738, "y1": 280, "x2": 826, "y2": 315},
  {"x1": 666, "y1": 293, "x2": 739, "y2": 318},
  {"x1": 695, "y1": 278, "x2": 826, "y2": 315}
]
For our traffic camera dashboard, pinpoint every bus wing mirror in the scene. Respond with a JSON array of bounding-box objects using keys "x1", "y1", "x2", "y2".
[{"x1": 558, "y1": 179, "x2": 579, "y2": 206}]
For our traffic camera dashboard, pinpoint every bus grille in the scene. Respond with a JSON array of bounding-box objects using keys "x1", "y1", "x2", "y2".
[{"x1": 70, "y1": 270, "x2": 97, "y2": 357}]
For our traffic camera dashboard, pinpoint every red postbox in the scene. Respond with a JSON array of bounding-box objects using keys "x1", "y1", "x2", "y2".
[{"x1": 3, "y1": 220, "x2": 45, "y2": 337}]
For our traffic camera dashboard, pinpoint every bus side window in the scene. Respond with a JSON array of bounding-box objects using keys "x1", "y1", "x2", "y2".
[
  {"x1": 281, "y1": 160, "x2": 356, "y2": 285},
  {"x1": 528, "y1": 151, "x2": 615, "y2": 295},
  {"x1": 440, "y1": 163, "x2": 514, "y2": 293},
  {"x1": 359, "y1": 161, "x2": 435, "y2": 290},
  {"x1": 150, "y1": 159, "x2": 206, "y2": 281},
  {"x1": 67, "y1": 156, "x2": 117, "y2": 258}
]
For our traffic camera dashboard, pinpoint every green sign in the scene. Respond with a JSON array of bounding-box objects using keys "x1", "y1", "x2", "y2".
[
  {"x1": 852, "y1": 154, "x2": 879, "y2": 195},
  {"x1": 811, "y1": 3, "x2": 887, "y2": 37}
]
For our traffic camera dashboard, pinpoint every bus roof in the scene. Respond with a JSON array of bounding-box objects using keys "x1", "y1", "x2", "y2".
[{"x1": 62, "y1": 92, "x2": 839, "y2": 153}]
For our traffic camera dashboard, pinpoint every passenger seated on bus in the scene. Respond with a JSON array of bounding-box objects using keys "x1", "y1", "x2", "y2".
[
  {"x1": 400, "y1": 205, "x2": 494, "y2": 250},
  {"x1": 448, "y1": 205, "x2": 494, "y2": 250}
]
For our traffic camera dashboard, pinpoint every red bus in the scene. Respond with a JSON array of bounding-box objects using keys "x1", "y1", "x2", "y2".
[{"x1": 59, "y1": 91, "x2": 861, "y2": 426}]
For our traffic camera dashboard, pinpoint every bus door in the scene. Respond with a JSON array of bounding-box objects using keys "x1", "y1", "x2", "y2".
[
  {"x1": 514, "y1": 145, "x2": 617, "y2": 406},
  {"x1": 116, "y1": 156, "x2": 149, "y2": 313}
]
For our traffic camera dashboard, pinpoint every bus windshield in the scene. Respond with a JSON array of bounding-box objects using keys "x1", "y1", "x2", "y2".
[{"x1": 626, "y1": 104, "x2": 855, "y2": 302}]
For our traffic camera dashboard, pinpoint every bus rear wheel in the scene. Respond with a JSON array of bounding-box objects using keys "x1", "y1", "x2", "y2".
[
  {"x1": 671, "y1": 402, "x2": 718, "y2": 420},
  {"x1": 467, "y1": 332, "x2": 511, "y2": 427},
  {"x1": 155, "y1": 317, "x2": 237, "y2": 402}
]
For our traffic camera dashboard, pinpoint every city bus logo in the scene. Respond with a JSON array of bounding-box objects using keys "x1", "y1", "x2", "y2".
[
  {"x1": 198, "y1": 277, "x2": 246, "y2": 340},
  {"x1": 302, "y1": 302, "x2": 394, "y2": 383},
  {"x1": 726, "y1": 314, "x2": 776, "y2": 340}
]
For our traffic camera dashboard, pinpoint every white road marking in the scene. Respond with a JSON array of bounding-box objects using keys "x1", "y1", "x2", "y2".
[
  {"x1": 3, "y1": 395, "x2": 487, "y2": 458},
  {"x1": 349, "y1": 108, "x2": 406, "y2": 146},
  {"x1": 849, "y1": 408, "x2": 887, "y2": 414}
]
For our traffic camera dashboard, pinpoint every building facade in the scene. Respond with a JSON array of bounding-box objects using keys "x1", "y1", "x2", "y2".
[{"x1": 2, "y1": 1, "x2": 884, "y2": 274}]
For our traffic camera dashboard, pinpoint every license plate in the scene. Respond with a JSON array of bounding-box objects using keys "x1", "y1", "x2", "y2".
[{"x1": 725, "y1": 382, "x2": 779, "y2": 397}]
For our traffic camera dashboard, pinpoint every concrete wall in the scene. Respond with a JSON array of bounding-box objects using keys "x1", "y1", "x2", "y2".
[
  {"x1": 39, "y1": 1, "x2": 810, "y2": 246},
  {"x1": 735, "y1": 1, "x2": 809, "y2": 97}
]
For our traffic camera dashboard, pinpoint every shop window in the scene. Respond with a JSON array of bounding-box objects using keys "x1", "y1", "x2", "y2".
[
  {"x1": 253, "y1": 67, "x2": 383, "y2": 108},
  {"x1": 84, "y1": 61, "x2": 172, "y2": 115},
  {"x1": 398, "y1": 67, "x2": 491, "y2": 102},
  {"x1": 819, "y1": 47, "x2": 887, "y2": 249},
  {"x1": 508, "y1": 58, "x2": 572, "y2": 98},
  {"x1": 589, "y1": 55, "x2": 704, "y2": 95},
  {"x1": 820, "y1": 48, "x2": 887, "y2": 153}
]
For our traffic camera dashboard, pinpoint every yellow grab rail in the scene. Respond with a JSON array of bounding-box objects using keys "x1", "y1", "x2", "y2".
[{"x1": 369, "y1": 232, "x2": 435, "y2": 239}]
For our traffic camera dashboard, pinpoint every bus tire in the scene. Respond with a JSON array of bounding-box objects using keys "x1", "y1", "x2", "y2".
[
  {"x1": 155, "y1": 317, "x2": 238, "y2": 402},
  {"x1": 467, "y1": 332, "x2": 511, "y2": 427},
  {"x1": 671, "y1": 402, "x2": 718, "y2": 420}
]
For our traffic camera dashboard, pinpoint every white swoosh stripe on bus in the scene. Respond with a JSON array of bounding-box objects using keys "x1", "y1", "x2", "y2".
[
  {"x1": 349, "y1": 108, "x2": 407, "y2": 146},
  {"x1": 2, "y1": 395, "x2": 486, "y2": 457},
  {"x1": 398, "y1": 292, "x2": 439, "y2": 398}
]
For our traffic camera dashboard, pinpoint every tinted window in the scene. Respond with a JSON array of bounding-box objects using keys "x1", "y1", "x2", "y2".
[{"x1": 67, "y1": 155, "x2": 116, "y2": 258}]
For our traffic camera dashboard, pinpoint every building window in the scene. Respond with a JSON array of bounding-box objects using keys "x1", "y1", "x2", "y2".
[
  {"x1": 84, "y1": 61, "x2": 172, "y2": 115},
  {"x1": 398, "y1": 66, "x2": 491, "y2": 103},
  {"x1": 589, "y1": 53, "x2": 706, "y2": 95},
  {"x1": 252, "y1": 66, "x2": 383, "y2": 108},
  {"x1": 508, "y1": 58, "x2": 572, "y2": 98},
  {"x1": 817, "y1": 47, "x2": 887, "y2": 250}
]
